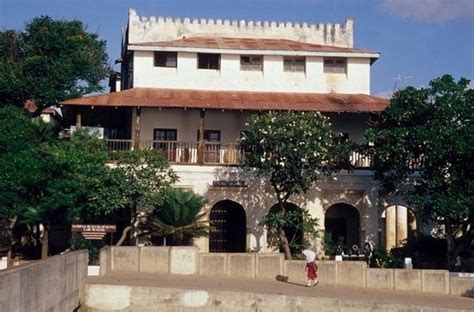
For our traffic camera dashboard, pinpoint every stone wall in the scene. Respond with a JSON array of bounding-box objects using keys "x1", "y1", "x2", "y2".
[
  {"x1": 128, "y1": 9, "x2": 354, "y2": 48},
  {"x1": 100, "y1": 246, "x2": 474, "y2": 298},
  {"x1": 0, "y1": 250, "x2": 88, "y2": 311}
]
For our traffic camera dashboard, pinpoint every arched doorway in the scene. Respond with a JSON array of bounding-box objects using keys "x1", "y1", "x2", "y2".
[
  {"x1": 325, "y1": 203, "x2": 360, "y2": 250},
  {"x1": 269, "y1": 203, "x2": 304, "y2": 254},
  {"x1": 209, "y1": 200, "x2": 246, "y2": 252}
]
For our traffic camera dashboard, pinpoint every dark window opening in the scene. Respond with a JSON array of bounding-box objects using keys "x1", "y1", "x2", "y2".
[
  {"x1": 198, "y1": 53, "x2": 220, "y2": 70},
  {"x1": 197, "y1": 130, "x2": 221, "y2": 142},
  {"x1": 154, "y1": 52, "x2": 177, "y2": 68},
  {"x1": 240, "y1": 55, "x2": 263, "y2": 71},
  {"x1": 284, "y1": 57, "x2": 305, "y2": 72},
  {"x1": 324, "y1": 58, "x2": 347, "y2": 74}
]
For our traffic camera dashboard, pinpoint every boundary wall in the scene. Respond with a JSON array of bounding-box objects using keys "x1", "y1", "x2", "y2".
[
  {"x1": 0, "y1": 250, "x2": 88, "y2": 311},
  {"x1": 99, "y1": 246, "x2": 474, "y2": 298}
]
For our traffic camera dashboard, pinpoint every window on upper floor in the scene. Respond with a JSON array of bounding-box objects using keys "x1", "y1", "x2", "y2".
[
  {"x1": 283, "y1": 56, "x2": 305, "y2": 72},
  {"x1": 324, "y1": 58, "x2": 347, "y2": 74},
  {"x1": 154, "y1": 52, "x2": 177, "y2": 68},
  {"x1": 240, "y1": 55, "x2": 263, "y2": 71},
  {"x1": 198, "y1": 53, "x2": 220, "y2": 70},
  {"x1": 197, "y1": 130, "x2": 221, "y2": 142}
]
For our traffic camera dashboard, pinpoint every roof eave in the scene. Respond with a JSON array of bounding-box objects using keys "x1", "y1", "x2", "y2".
[{"x1": 128, "y1": 44, "x2": 380, "y2": 59}]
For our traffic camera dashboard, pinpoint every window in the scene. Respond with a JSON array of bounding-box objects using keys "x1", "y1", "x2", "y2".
[
  {"x1": 240, "y1": 55, "x2": 263, "y2": 71},
  {"x1": 197, "y1": 130, "x2": 221, "y2": 142},
  {"x1": 153, "y1": 129, "x2": 177, "y2": 161},
  {"x1": 154, "y1": 128, "x2": 177, "y2": 141},
  {"x1": 154, "y1": 52, "x2": 177, "y2": 68},
  {"x1": 284, "y1": 57, "x2": 305, "y2": 72},
  {"x1": 324, "y1": 58, "x2": 347, "y2": 74},
  {"x1": 198, "y1": 53, "x2": 220, "y2": 70}
]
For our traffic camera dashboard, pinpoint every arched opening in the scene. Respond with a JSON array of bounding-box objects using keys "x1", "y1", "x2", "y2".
[
  {"x1": 209, "y1": 200, "x2": 246, "y2": 252},
  {"x1": 269, "y1": 203, "x2": 304, "y2": 254},
  {"x1": 325, "y1": 203, "x2": 360, "y2": 250}
]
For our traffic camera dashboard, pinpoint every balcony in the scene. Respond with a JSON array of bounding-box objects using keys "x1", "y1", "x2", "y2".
[{"x1": 107, "y1": 139, "x2": 375, "y2": 168}]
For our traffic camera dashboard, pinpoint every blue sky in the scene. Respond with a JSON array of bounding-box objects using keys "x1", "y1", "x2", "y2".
[{"x1": 1, "y1": 0, "x2": 473, "y2": 97}]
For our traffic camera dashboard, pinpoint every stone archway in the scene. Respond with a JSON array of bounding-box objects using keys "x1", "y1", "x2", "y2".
[
  {"x1": 325, "y1": 203, "x2": 360, "y2": 249},
  {"x1": 381, "y1": 205, "x2": 417, "y2": 250},
  {"x1": 269, "y1": 203, "x2": 304, "y2": 253},
  {"x1": 209, "y1": 200, "x2": 246, "y2": 252}
]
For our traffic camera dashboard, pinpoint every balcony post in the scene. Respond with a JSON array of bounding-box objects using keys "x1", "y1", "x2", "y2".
[
  {"x1": 134, "y1": 106, "x2": 141, "y2": 149},
  {"x1": 75, "y1": 108, "x2": 82, "y2": 129},
  {"x1": 197, "y1": 108, "x2": 205, "y2": 164}
]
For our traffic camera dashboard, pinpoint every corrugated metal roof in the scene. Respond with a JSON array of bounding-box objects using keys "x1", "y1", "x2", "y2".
[
  {"x1": 131, "y1": 37, "x2": 377, "y2": 54},
  {"x1": 61, "y1": 88, "x2": 388, "y2": 112}
]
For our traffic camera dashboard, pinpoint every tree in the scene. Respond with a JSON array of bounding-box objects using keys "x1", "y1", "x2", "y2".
[
  {"x1": 139, "y1": 188, "x2": 208, "y2": 246},
  {"x1": 365, "y1": 75, "x2": 473, "y2": 270},
  {"x1": 0, "y1": 16, "x2": 109, "y2": 115},
  {"x1": 0, "y1": 106, "x2": 119, "y2": 260},
  {"x1": 111, "y1": 150, "x2": 179, "y2": 245},
  {"x1": 239, "y1": 111, "x2": 353, "y2": 259}
]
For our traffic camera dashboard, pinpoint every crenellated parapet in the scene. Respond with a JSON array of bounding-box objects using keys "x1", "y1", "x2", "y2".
[{"x1": 127, "y1": 9, "x2": 354, "y2": 48}]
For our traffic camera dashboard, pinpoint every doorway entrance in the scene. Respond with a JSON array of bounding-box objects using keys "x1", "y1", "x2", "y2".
[
  {"x1": 325, "y1": 203, "x2": 360, "y2": 250},
  {"x1": 209, "y1": 200, "x2": 246, "y2": 252}
]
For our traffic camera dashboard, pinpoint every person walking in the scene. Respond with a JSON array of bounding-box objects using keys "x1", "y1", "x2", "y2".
[{"x1": 302, "y1": 249, "x2": 319, "y2": 287}]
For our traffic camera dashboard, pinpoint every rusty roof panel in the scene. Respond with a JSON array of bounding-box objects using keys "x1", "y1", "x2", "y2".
[
  {"x1": 61, "y1": 88, "x2": 388, "y2": 113},
  {"x1": 132, "y1": 37, "x2": 377, "y2": 54}
]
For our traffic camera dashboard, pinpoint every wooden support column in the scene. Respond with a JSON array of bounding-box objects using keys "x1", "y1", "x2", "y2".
[
  {"x1": 197, "y1": 108, "x2": 205, "y2": 164},
  {"x1": 133, "y1": 107, "x2": 141, "y2": 150},
  {"x1": 75, "y1": 108, "x2": 82, "y2": 129}
]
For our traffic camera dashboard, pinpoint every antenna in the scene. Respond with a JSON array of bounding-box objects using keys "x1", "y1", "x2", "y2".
[{"x1": 392, "y1": 74, "x2": 414, "y2": 92}]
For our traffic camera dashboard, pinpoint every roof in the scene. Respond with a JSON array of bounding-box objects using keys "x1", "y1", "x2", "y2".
[
  {"x1": 24, "y1": 101, "x2": 55, "y2": 114},
  {"x1": 132, "y1": 37, "x2": 372, "y2": 53},
  {"x1": 61, "y1": 88, "x2": 388, "y2": 113},
  {"x1": 129, "y1": 37, "x2": 379, "y2": 59}
]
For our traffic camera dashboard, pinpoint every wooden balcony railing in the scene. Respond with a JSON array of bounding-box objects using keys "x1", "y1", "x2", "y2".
[{"x1": 107, "y1": 140, "x2": 380, "y2": 168}]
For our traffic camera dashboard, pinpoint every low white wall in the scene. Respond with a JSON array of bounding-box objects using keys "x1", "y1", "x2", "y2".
[
  {"x1": 100, "y1": 246, "x2": 474, "y2": 298},
  {"x1": 0, "y1": 250, "x2": 88, "y2": 311}
]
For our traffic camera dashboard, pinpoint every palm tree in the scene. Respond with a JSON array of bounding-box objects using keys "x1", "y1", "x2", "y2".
[{"x1": 141, "y1": 188, "x2": 209, "y2": 246}]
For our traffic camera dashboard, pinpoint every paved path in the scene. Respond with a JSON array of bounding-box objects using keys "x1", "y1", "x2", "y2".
[{"x1": 88, "y1": 272, "x2": 474, "y2": 310}]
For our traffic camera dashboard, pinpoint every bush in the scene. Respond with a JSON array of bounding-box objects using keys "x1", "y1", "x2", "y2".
[{"x1": 373, "y1": 250, "x2": 403, "y2": 268}]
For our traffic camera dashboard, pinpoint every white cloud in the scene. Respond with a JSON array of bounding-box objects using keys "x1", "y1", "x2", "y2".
[
  {"x1": 380, "y1": 0, "x2": 474, "y2": 23},
  {"x1": 469, "y1": 81, "x2": 474, "y2": 89}
]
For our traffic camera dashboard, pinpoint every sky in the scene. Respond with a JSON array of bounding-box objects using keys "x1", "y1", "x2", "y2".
[{"x1": 1, "y1": 0, "x2": 473, "y2": 97}]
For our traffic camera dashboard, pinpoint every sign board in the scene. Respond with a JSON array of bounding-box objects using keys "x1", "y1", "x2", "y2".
[
  {"x1": 71, "y1": 224, "x2": 116, "y2": 240},
  {"x1": 212, "y1": 180, "x2": 247, "y2": 187}
]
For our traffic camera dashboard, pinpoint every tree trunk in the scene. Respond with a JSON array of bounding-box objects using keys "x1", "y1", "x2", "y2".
[
  {"x1": 40, "y1": 226, "x2": 48, "y2": 259},
  {"x1": 6, "y1": 247, "x2": 14, "y2": 268},
  {"x1": 278, "y1": 227, "x2": 292, "y2": 260},
  {"x1": 276, "y1": 196, "x2": 292, "y2": 260},
  {"x1": 115, "y1": 225, "x2": 132, "y2": 246}
]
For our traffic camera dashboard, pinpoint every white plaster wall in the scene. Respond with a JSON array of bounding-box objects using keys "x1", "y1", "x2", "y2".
[
  {"x1": 133, "y1": 109, "x2": 369, "y2": 144},
  {"x1": 171, "y1": 165, "x2": 381, "y2": 253},
  {"x1": 128, "y1": 9, "x2": 354, "y2": 48},
  {"x1": 136, "y1": 108, "x2": 253, "y2": 142},
  {"x1": 133, "y1": 52, "x2": 371, "y2": 94}
]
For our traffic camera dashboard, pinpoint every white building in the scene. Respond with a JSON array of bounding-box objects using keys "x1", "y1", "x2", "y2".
[{"x1": 62, "y1": 9, "x2": 416, "y2": 256}]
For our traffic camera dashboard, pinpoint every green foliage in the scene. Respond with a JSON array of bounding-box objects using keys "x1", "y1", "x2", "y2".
[
  {"x1": 240, "y1": 111, "x2": 352, "y2": 200},
  {"x1": 71, "y1": 236, "x2": 104, "y2": 264},
  {"x1": 323, "y1": 232, "x2": 336, "y2": 256},
  {"x1": 0, "y1": 16, "x2": 110, "y2": 113},
  {"x1": 366, "y1": 75, "x2": 473, "y2": 269},
  {"x1": 0, "y1": 106, "x2": 125, "y2": 257},
  {"x1": 139, "y1": 188, "x2": 208, "y2": 246},
  {"x1": 373, "y1": 250, "x2": 403, "y2": 269},
  {"x1": 114, "y1": 149, "x2": 179, "y2": 215},
  {"x1": 260, "y1": 207, "x2": 320, "y2": 256},
  {"x1": 239, "y1": 111, "x2": 352, "y2": 258}
]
